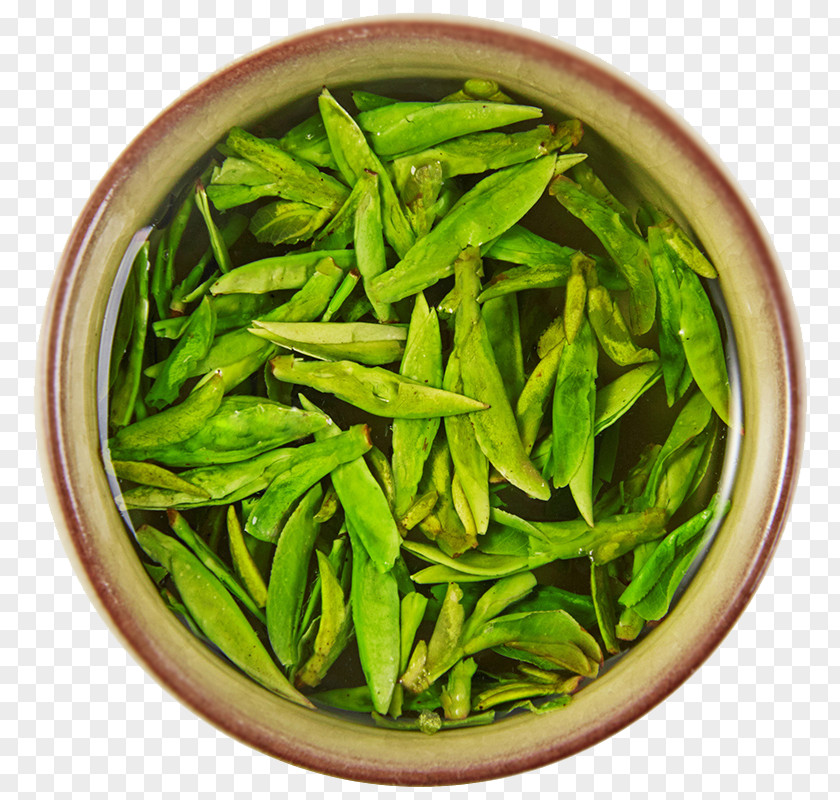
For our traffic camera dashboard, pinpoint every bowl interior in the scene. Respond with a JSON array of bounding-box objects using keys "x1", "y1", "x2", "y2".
[{"x1": 38, "y1": 17, "x2": 803, "y2": 786}]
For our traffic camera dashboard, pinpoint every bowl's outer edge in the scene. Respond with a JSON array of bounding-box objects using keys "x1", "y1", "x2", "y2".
[{"x1": 36, "y1": 15, "x2": 806, "y2": 787}]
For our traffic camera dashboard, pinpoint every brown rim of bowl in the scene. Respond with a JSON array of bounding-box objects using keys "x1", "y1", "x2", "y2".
[{"x1": 37, "y1": 16, "x2": 805, "y2": 786}]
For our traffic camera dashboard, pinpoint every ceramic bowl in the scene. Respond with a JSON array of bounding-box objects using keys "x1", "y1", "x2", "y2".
[{"x1": 37, "y1": 16, "x2": 804, "y2": 786}]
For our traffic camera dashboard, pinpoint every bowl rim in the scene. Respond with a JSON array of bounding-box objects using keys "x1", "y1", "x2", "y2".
[{"x1": 37, "y1": 14, "x2": 805, "y2": 786}]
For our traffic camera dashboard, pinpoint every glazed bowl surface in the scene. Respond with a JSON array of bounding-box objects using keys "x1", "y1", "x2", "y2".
[{"x1": 37, "y1": 16, "x2": 804, "y2": 786}]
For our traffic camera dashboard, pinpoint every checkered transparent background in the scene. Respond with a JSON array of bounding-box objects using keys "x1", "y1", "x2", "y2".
[{"x1": 5, "y1": 0, "x2": 836, "y2": 795}]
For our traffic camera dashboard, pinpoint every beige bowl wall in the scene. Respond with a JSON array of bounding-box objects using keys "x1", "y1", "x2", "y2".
[{"x1": 37, "y1": 17, "x2": 804, "y2": 786}]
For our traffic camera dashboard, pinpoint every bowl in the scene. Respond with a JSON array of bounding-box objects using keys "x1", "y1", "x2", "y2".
[{"x1": 36, "y1": 16, "x2": 805, "y2": 786}]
